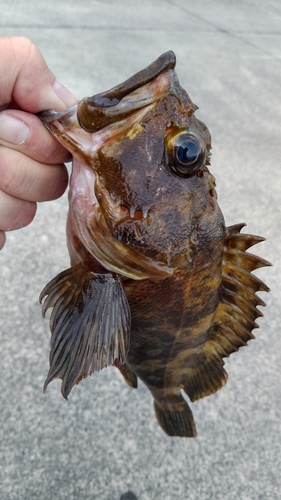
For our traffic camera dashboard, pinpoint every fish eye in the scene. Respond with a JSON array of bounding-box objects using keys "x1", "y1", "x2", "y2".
[{"x1": 165, "y1": 128, "x2": 206, "y2": 177}]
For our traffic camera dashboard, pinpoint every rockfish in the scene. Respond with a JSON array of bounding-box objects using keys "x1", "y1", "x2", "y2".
[{"x1": 39, "y1": 51, "x2": 270, "y2": 437}]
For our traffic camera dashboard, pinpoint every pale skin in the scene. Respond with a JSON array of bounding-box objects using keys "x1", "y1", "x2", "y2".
[{"x1": 0, "y1": 36, "x2": 77, "y2": 250}]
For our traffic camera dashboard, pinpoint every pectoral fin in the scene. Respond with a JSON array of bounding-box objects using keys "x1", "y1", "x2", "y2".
[{"x1": 39, "y1": 266, "x2": 131, "y2": 399}]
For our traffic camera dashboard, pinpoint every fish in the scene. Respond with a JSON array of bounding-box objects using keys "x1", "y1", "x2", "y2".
[{"x1": 38, "y1": 51, "x2": 270, "y2": 437}]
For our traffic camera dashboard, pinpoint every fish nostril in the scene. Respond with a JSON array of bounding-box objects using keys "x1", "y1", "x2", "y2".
[
  {"x1": 117, "y1": 206, "x2": 147, "y2": 223},
  {"x1": 134, "y1": 209, "x2": 145, "y2": 220}
]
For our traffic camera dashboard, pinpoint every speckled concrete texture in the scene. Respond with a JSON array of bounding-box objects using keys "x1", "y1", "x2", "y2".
[{"x1": 0, "y1": 1, "x2": 280, "y2": 499}]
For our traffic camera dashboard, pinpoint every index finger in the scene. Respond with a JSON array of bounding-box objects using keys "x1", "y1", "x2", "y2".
[{"x1": 0, "y1": 36, "x2": 76, "y2": 112}]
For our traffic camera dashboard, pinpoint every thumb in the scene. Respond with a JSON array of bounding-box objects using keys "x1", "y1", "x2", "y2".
[{"x1": 0, "y1": 36, "x2": 77, "y2": 113}]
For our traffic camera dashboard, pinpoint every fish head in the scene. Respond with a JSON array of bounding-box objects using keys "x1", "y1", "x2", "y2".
[{"x1": 39, "y1": 51, "x2": 225, "y2": 279}]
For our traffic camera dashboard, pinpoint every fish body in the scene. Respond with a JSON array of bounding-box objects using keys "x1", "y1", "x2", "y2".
[{"x1": 39, "y1": 51, "x2": 270, "y2": 437}]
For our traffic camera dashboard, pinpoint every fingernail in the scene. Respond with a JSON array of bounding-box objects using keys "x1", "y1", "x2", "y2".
[
  {"x1": 0, "y1": 113, "x2": 30, "y2": 145},
  {"x1": 53, "y1": 81, "x2": 77, "y2": 108}
]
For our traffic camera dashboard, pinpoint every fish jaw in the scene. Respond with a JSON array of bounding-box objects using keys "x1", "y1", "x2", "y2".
[
  {"x1": 76, "y1": 50, "x2": 176, "y2": 132},
  {"x1": 38, "y1": 62, "x2": 180, "y2": 161},
  {"x1": 38, "y1": 67, "x2": 174, "y2": 146},
  {"x1": 77, "y1": 66, "x2": 177, "y2": 132}
]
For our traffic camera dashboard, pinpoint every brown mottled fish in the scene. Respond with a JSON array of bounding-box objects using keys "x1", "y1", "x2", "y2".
[{"x1": 39, "y1": 51, "x2": 270, "y2": 437}]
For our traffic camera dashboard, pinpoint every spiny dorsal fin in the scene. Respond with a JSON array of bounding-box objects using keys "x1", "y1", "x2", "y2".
[
  {"x1": 184, "y1": 223, "x2": 271, "y2": 403},
  {"x1": 40, "y1": 266, "x2": 131, "y2": 399},
  {"x1": 205, "y1": 224, "x2": 270, "y2": 359}
]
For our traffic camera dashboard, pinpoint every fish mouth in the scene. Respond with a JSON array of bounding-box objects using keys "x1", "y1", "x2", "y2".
[
  {"x1": 76, "y1": 50, "x2": 176, "y2": 133},
  {"x1": 38, "y1": 50, "x2": 177, "y2": 143},
  {"x1": 38, "y1": 66, "x2": 176, "y2": 179}
]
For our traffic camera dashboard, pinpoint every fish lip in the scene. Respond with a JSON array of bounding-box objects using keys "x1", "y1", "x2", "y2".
[
  {"x1": 84, "y1": 51, "x2": 176, "y2": 109},
  {"x1": 77, "y1": 67, "x2": 177, "y2": 133}
]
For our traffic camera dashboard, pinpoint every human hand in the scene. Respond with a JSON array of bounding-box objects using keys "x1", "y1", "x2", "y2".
[{"x1": 0, "y1": 36, "x2": 77, "y2": 250}]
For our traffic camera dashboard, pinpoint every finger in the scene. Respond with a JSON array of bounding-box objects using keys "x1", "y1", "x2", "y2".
[
  {"x1": 0, "y1": 189, "x2": 36, "y2": 231},
  {"x1": 0, "y1": 147, "x2": 68, "y2": 202},
  {"x1": 0, "y1": 109, "x2": 72, "y2": 164},
  {"x1": 0, "y1": 36, "x2": 76, "y2": 112}
]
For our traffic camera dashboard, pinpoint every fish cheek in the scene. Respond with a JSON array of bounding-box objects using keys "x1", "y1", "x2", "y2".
[
  {"x1": 98, "y1": 148, "x2": 145, "y2": 208},
  {"x1": 96, "y1": 120, "x2": 166, "y2": 207}
]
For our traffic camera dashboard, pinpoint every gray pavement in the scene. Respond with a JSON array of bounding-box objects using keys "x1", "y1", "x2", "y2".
[{"x1": 0, "y1": 1, "x2": 280, "y2": 499}]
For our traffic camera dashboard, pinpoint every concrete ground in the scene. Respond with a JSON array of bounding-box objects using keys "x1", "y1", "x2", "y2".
[{"x1": 0, "y1": 1, "x2": 280, "y2": 499}]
